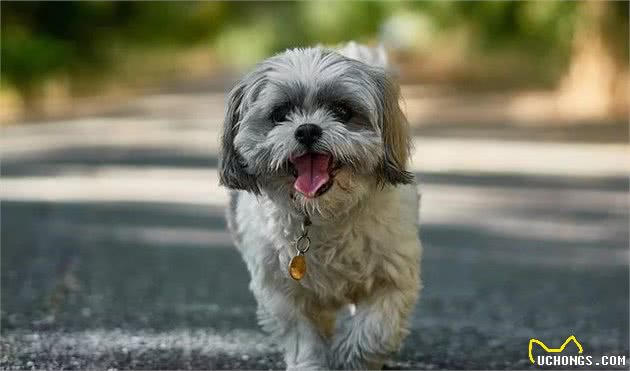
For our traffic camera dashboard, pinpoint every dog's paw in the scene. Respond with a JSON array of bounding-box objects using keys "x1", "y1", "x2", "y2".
[
  {"x1": 286, "y1": 360, "x2": 328, "y2": 371},
  {"x1": 330, "y1": 343, "x2": 378, "y2": 369},
  {"x1": 330, "y1": 331, "x2": 387, "y2": 370}
]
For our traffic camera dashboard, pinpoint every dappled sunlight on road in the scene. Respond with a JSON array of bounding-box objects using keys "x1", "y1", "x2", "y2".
[{"x1": 1, "y1": 88, "x2": 628, "y2": 369}]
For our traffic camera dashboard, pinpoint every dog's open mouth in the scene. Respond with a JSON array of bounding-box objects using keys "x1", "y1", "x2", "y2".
[{"x1": 290, "y1": 153, "x2": 339, "y2": 198}]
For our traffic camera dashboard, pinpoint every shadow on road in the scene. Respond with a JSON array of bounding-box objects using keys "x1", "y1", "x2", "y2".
[
  {"x1": 2, "y1": 145, "x2": 220, "y2": 177},
  {"x1": 1, "y1": 138, "x2": 628, "y2": 369}
]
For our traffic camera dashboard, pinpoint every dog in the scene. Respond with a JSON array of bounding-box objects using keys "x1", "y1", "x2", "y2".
[{"x1": 219, "y1": 42, "x2": 422, "y2": 370}]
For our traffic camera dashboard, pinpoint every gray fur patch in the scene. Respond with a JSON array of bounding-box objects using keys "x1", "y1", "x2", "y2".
[{"x1": 226, "y1": 190, "x2": 242, "y2": 246}]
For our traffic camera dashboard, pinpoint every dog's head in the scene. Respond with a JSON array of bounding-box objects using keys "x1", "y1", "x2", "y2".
[{"x1": 219, "y1": 47, "x2": 413, "y2": 217}]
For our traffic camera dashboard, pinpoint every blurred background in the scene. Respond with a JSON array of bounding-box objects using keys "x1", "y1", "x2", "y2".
[{"x1": 1, "y1": 1, "x2": 628, "y2": 369}]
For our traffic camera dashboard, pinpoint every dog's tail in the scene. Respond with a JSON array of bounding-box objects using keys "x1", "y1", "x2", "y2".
[{"x1": 336, "y1": 41, "x2": 389, "y2": 69}]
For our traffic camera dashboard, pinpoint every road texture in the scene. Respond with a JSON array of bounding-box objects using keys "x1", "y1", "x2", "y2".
[{"x1": 1, "y1": 87, "x2": 628, "y2": 370}]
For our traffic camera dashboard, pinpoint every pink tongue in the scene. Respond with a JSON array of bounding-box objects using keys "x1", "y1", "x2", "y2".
[{"x1": 292, "y1": 153, "x2": 331, "y2": 198}]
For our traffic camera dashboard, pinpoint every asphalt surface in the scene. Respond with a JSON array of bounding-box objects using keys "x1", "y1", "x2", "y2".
[{"x1": 1, "y1": 89, "x2": 628, "y2": 370}]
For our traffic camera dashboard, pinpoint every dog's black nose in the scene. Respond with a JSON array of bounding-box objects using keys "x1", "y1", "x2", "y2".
[{"x1": 295, "y1": 124, "x2": 322, "y2": 146}]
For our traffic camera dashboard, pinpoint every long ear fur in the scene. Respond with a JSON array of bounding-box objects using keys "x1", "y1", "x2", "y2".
[
  {"x1": 219, "y1": 81, "x2": 261, "y2": 194},
  {"x1": 378, "y1": 72, "x2": 414, "y2": 185}
]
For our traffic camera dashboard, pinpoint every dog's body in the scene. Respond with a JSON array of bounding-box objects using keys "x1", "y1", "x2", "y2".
[{"x1": 221, "y1": 43, "x2": 422, "y2": 370}]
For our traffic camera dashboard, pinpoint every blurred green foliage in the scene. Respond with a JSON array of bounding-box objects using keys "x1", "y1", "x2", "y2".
[{"x1": 1, "y1": 1, "x2": 627, "y2": 100}]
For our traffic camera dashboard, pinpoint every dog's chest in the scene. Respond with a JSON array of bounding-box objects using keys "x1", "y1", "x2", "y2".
[{"x1": 278, "y1": 217, "x2": 398, "y2": 303}]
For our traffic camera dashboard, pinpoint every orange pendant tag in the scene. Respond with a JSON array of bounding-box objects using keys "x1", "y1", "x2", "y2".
[{"x1": 289, "y1": 254, "x2": 306, "y2": 280}]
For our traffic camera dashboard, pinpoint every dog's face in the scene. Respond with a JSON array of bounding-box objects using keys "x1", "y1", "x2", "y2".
[{"x1": 220, "y1": 47, "x2": 412, "y2": 217}]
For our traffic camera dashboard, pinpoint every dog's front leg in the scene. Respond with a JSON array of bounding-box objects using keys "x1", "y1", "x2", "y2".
[
  {"x1": 331, "y1": 285, "x2": 419, "y2": 369},
  {"x1": 256, "y1": 288, "x2": 329, "y2": 370}
]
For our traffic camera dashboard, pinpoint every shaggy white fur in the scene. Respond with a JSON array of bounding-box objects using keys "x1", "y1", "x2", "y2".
[{"x1": 220, "y1": 43, "x2": 422, "y2": 370}]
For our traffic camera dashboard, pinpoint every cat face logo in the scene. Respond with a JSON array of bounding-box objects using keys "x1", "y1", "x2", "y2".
[{"x1": 528, "y1": 335, "x2": 584, "y2": 364}]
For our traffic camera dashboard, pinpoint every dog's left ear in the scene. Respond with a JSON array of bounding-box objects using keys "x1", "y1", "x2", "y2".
[
  {"x1": 219, "y1": 79, "x2": 261, "y2": 194},
  {"x1": 376, "y1": 72, "x2": 414, "y2": 185}
]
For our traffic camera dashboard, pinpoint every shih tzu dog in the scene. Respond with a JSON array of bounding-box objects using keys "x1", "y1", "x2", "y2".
[{"x1": 220, "y1": 42, "x2": 422, "y2": 370}]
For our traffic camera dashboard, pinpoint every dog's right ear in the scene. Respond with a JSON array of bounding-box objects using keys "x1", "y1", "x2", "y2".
[{"x1": 219, "y1": 80, "x2": 261, "y2": 194}]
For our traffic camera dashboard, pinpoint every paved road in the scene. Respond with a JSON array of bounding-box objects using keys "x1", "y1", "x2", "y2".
[{"x1": 1, "y1": 90, "x2": 628, "y2": 370}]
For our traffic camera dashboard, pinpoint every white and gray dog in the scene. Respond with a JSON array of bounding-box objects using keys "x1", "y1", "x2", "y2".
[{"x1": 219, "y1": 42, "x2": 422, "y2": 370}]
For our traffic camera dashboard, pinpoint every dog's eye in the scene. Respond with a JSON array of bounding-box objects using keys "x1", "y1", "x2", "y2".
[
  {"x1": 331, "y1": 103, "x2": 352, "y2": 122},
  {"x1": 270, "y1": 104, "x2": 291, "y2": 124}
]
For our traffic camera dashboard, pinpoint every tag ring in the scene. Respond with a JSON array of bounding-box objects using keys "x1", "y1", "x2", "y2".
[{"x1": 296, "y1": 235, "x2": 311, "y2": 254}]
